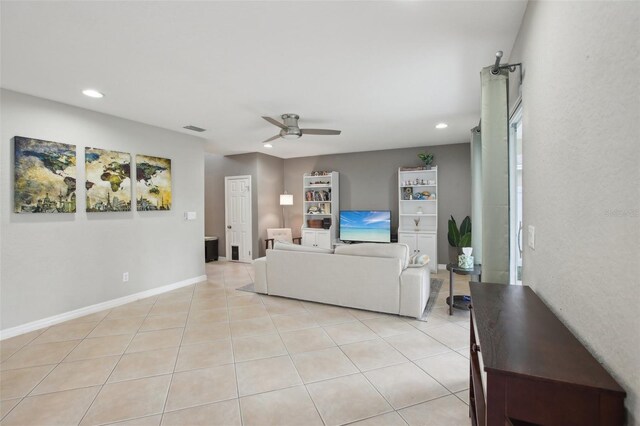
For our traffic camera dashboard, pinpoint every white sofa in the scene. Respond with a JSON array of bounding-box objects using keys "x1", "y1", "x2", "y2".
[{"x1": 253, "y1": 242, "x2": 430, "y2": 319}]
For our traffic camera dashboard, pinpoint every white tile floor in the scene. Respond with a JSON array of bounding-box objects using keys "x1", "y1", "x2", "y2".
[{"x1": 0, "y1": 260, "x2": 473, "y2": 425}]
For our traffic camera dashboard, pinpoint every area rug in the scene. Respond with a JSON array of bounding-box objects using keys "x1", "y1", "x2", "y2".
[
  {"x1": 235, "y1": 278, "x2": 443, "y2": 322},
  {"x1": 236, "y1": 282, "x2": 256, "y2": 293}
]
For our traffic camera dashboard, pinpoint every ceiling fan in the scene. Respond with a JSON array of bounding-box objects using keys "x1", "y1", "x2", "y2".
[{"x1": 261, "y1": 114, "x2": 341, "y2": 144}]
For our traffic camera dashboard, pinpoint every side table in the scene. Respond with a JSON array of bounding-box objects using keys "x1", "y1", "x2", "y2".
[{"x1": 445, "y1": 263, "x2": 481, "y2": 315}]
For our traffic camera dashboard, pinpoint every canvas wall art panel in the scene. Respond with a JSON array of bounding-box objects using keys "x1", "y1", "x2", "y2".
[
  {"x1": 136, "y1": 154, "x2": 171, "y2": 211},
  {"x1": 14, "y1": 136, "x2": 77, "y2": 213},
  {"x1": 85, "y1": 148, "x2": 132, "y2": 212}
]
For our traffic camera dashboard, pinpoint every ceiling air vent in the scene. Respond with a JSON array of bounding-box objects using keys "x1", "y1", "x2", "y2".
[{"x1": 183, "y1": 125, "x2": 206, "y2": 132}]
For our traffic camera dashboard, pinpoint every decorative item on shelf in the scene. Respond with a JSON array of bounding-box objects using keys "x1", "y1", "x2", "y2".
[
  {"x1": 402, "y1": 187, "x2": 413, "y2": 200},
  {"x1": 428, "y1": 192, "x2": 436, "y2": 200},
  {"x1": 307, "y1": 219, "x2": 323, "y2": 228},
  {"x1": 417, "y1": 152, "x2": 434, "y2": 170},
  {"x1": 322, "y1": 218, "x2": 331, "y2": 229},
  {"x1": 311, "y1": 171, "x2": 330, "y2": 176},
  {"x1": 320, "y1": 203, "x2": 330, "y2": 214},
  {"x1": 448, "y1": 215, "x2": 471, "y2": 264},
  {"x1": 307, "y1": 206, "x2": 319, "y2": 214},
  {"x1": 413, "y1": 192, "x2": 423, "y2": 200},
  {"x1": 305, "y1": 191, "x2": 313, "y2": 201},
  {"x1": 458, "y1": 247, "x2": 474, "y2": 269},
  {"x1": 400, "y1": 166, "x2": 425, "y2": 172},
  {"x1": 413, "y1": 217, "x2": 421, "y2": 231}
]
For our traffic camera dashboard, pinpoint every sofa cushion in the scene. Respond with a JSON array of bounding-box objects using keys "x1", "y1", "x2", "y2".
[
  {"x1": 273, "y1": 241, "x2": 334, "y2": 254},
  {"x1": 334, "y1": 243, "x2": 410, "y2": 269}
]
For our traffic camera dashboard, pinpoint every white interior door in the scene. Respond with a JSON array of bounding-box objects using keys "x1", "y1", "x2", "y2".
[{"x1": 225, "y1": 176, "x2": 252, "y2": 262}]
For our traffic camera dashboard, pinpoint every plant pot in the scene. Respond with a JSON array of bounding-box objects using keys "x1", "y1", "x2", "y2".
[{"x1": 448, "y1": 246, "x2": 462, "y2": 264}]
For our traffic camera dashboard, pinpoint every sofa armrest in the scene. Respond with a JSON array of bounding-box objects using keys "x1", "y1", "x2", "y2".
[
  {"x1": 253, "y1": 257, "x2": 268, "y2": 294},
  {"x1": 399, "y1": 265, "x2": 431, "y2": 319}
]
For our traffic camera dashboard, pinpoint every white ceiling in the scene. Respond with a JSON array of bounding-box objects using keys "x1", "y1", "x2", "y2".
[{"x1": 1, "y1": 1, "x2": 527, "y2": 159}]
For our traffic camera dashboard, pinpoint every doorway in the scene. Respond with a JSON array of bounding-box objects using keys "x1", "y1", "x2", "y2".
[
  {"x1": 224, "y1": 175, "x2": 253, "y2": 262},
  {"x1": 509, "y1": 104, "x2": 523, "y2": 285}
]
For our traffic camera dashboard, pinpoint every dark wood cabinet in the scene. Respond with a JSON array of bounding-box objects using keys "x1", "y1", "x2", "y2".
[{"x1": 469, "y1": 282, "x2": 626, "y2": 426}]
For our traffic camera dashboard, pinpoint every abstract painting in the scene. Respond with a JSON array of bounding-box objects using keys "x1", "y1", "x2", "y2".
[
  {"x1": 136, "y1": 154, "x2": 171, "y2": 211},
  {"x1": 85, "y1": 148, "x2": 131, "y2": 212},
  {"x1": 14, "y1": 136, "x2": 77, "y2": 213}
]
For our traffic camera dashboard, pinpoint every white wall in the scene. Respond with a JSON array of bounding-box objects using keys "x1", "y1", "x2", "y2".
[
  {"x1": 509, "y1": 2, "x2": 640, "y2": 423},
  {"x1": 1, "y1": 90, "x2": 205, "y2": 331}
]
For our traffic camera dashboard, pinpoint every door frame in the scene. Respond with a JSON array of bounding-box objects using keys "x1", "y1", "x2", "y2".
[{"x1": 224, "y1": 175, "x2": 253, "y2": 262}]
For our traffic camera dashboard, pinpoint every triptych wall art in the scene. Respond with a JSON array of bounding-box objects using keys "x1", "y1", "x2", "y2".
[
  {"x1": 14, "y1": 136, "x2": 77, "y2": 213},
  {"x1": 13, "y1": 136, "x2": 172, "y2": 214}
]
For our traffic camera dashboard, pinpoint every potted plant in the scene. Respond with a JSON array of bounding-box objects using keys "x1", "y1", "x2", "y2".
[
  {"x1": 417, "y1": 152, "x2": 434, "y2": 169},
  {"x1": 447, "y1": 215, "x2": 471, "y2": 264}
]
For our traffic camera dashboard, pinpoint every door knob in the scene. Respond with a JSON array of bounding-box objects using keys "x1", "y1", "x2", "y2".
[{"x1": 227, "y1": 225, "x2": 232, "y2": 229}]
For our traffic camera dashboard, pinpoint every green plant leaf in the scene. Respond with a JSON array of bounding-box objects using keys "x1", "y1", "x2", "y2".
[
  {"x1": 448, "y1": 216, "x2": 459, "y2": 247},
  {"x1": 459, "y1": 232, "x2": 472, "y2": 247},
  {"x1": 460, "y1": 216, "x2": 471, "y2": 236}
]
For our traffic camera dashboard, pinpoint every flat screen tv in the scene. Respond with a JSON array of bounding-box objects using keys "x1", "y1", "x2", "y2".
[{"x1": 339, "y1": 210, "x2": 391, "y2": 243}]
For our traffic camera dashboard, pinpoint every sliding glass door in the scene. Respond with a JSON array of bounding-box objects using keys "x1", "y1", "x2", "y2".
[{"x1": 509, "y1": 105, "x2": 523, "y2": 285}]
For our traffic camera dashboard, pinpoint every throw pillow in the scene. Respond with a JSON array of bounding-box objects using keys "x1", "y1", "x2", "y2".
[{"x1": 407, "y1": 254, "x2": 430, "y2": 268}]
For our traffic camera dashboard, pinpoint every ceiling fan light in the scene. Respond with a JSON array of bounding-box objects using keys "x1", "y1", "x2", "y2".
[{"x1": 263, "y1": 143, "x2": 273, "y2": 148}]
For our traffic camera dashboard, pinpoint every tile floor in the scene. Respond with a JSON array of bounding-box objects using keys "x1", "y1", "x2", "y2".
[{"x1": 0, "y1": 261, "x2": 473, "y2": 426}]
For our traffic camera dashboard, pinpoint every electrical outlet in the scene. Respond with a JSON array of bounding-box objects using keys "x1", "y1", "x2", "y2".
[
  {"x1": 123, "y1": 272, "x2": 129, "y2": 282},
  {"x1": 528, "y1": 226, "x2": 535, "y2": 250}
]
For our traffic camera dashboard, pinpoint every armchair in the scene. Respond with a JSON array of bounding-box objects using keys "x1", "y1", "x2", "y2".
[{"x1": 265, "y1": 228, "x2": 301, "y2": 250}]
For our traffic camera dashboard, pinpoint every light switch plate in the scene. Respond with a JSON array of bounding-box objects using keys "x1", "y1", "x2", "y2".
[
  {"x1": 528, "y1": 225, "x2": 535, "y2": 250},
  {"x1": 185, "y1": 211, "x2": 197, "y2": 221}
]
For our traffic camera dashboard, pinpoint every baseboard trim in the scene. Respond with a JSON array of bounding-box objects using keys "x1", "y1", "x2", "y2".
[{"x1": 0, "y1": 274, "x2": 207, "y2": 340}]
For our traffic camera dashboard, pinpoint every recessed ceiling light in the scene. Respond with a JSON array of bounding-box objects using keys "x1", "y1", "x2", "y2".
[
  {"x1": 82, "y1": 89, "x2": 104, "y2": 98},
  {"x1": 263, "y1": 143, "x2": 273, "y2": 148},
  {"x1": 435, "y1": 122, "x2": 448, "y2": 129}
]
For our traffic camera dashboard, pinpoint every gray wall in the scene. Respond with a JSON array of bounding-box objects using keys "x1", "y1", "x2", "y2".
[
  {"x1": 509, "y1": 2, "x2": 640, "y2": 422},
  {"x1": 1, "y1": 90, "x2": 205, "y2": 330},
  {"x1": 283, "y1": 143, "x2": 471, "y2": 263},
  {"x1": 204, "y1": 153, "x2": 258, "y2": 259},
  {"x1": 204, "y1": 152, "x2": 283, "y2": 258},
  {"x1": 256, "y1": 154, "x2": 284, "y2": 257}
]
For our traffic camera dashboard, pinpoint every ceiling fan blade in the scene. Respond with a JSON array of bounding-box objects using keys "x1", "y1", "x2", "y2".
[
  {"x1": 262, "y1": 134, "x2": 281, "y2": 143},
  {"x1": 262, "y1": 116, "x2": 287, "y2": 129},
  {"x1": 301, "y1": 128, "x2": 341, "y2": 136}
]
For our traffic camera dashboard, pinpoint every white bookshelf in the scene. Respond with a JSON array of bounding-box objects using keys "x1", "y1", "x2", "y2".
[
  {"x1": 397, "y1": 167, "x2": 438, "y2": 272},
  {"x1": 301, "y1": 172, "x2": 339, "y2": 249}
]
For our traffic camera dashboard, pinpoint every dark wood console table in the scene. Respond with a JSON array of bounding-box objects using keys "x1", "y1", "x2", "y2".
[{"x1": 469, "y1": 282, "x2": 625, "y2": 426}]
